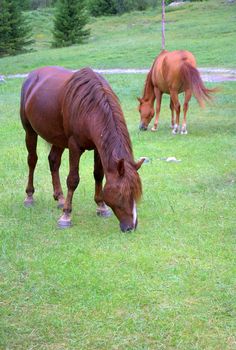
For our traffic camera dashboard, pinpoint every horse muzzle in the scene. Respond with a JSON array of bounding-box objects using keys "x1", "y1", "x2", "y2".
[
  {"x1": 120, "y1": 219, "x2": 138, "y2": 233},
  {"x1": 139, "y1": 123, "x2": 148, "y2": 131}
]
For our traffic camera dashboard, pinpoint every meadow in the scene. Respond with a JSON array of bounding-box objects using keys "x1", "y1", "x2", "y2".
[
  {"x1": 0, "y1": 0, "x2": 236, "y2": 74},
  {"x1": 0, "y1": 0, "x2": 236, "y2": 349}
]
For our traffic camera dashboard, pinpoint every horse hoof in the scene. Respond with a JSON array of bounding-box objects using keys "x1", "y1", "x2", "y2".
[
  {"x1": 57, "y1": 214, "x2": 72, "y2": 229},
  {"x1": 151, "y1": 127, "x2": 158, "y2": 132},
  {"x1": 181, "y1": 129, "x2": 188, "y2": 135},
  {"x1": 172, "y1": 129, "x2": 178, "y2": 135},
  {"x1": 96, "y1": 207, "x2": 112, "y2": 218},
  {"x1": 24, "y1": 197, "x2": 34, "y2": 207}
]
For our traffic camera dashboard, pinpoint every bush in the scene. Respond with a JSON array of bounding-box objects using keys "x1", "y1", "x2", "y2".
[
  {"x1": 88, "y1": 0, "x2": 155, "y2": 16},
  {"x1": 88, "y1": 0, "x2": 117, "y2": 16}
]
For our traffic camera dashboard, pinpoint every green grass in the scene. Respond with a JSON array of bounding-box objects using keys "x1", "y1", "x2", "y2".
[
  {"x1": 0, "y1": 75, "x2": 235, "y2": 349},
  {"x1": 0, "y1": 0, "x2": 236, "y2": 74},
  {"x1": 0, "y1": 1, "x2": 236, "y2": 347}
]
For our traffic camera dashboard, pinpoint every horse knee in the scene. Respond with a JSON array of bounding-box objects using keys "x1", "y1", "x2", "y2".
[
  {"x1": 48, "y1": 153, "x2": 60, "y2": 172},
  {"x1": 175, "y1": 103, "x2": 180, "y2": 113},
  {"x1": 28, "y1": 153, "x2": 38, "y2": 169},
  {"x1": 183, "y1": 102, "x2": 189, "y2": 114},
  {"x1": 67, "y1": 173, "x2": 80, "y2": 191}
]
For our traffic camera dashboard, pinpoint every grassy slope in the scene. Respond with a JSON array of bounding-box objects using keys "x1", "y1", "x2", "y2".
[
  {"x1": 0, "y1": 75, "x2": 235, "y2": 349},
  {"x1": 0, "y1": 0, "x2": 236, "y2": 74}
]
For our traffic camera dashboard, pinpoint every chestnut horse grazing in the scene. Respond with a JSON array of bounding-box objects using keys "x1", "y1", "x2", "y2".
[
  {"x1": 20, "y1": 66, "x2": 144, "y2": 232},
  {"x1": 138, "y1": 50, "x2": 216, "y2": 134}
]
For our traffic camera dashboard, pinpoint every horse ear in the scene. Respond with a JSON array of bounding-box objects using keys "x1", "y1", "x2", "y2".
[
  {"x1": 137, "y1": 97, "x2": 142, "y2": 103},
  {"x1": 117, "y1": 159, "x2": 125, "y2": 177},
  {"x1": 135, "y1": 158, "x2": 145, "y2": 170}
]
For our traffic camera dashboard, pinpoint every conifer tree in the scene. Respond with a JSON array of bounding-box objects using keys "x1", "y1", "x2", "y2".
[
  {"x1": 8, "y1": 1, "x2": 34, "y2": 54},
  {"x1": 0, "y1": 0, "x2": 33, "y2": 57},
  {"x1": 52, "y1": 0, "x2": 90, "y2": 48},
  {"x1": 0, "y1": 0, "x2": 11, "y2": 56}
]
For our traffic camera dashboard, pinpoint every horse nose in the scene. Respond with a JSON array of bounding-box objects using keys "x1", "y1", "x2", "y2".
[
  {"x1": 120, "y1": 222, "x2": 134, "y2": 233},
  {"x1": 139, "y1": 123, "x2": 147, "y2": 131}
]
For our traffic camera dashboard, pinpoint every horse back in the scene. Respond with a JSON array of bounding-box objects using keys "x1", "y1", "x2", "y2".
[{"x1": 20, "y1": 67, "x2": 73, "y2": 147}]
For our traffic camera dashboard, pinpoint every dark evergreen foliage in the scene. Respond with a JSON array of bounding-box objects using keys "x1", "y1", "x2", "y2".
[
  {"x1": 15, "y1": 0, "x2": 57, "y2": 10},
  {"x1": 0, "y1": 1, "x2": 11, "y2": 56},
  {"x1": 0, "y1": 0, "x2": 34, "y2": 57},
  {"x1": 88, "y1": 0, "x2": 117, "y2": 16},
  {"x1": 88, "y1": 0, "x2": 153, "y2": 16},
  {"x1": 52, "y1": 0, "x2": 90, "y2": 48}
]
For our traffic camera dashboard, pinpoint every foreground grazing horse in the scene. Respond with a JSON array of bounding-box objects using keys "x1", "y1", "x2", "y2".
[
  {"x1": 138, "y1": 50, "x2": 216, "y2": 134},
  {"x1": 20, "y1": 66, "x2": 144, "y2": 232}
]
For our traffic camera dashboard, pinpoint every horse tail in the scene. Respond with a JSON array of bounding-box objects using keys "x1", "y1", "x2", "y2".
[{"x1": 180, "y1": 63, "x2": 217, "y2": 107}]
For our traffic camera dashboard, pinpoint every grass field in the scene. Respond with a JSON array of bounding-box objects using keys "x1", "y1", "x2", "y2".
[
  {"x1": 0, "y1": 0, "x2": 236, "y2": 348},
  {"x1": 0, "y1": 0, "x2": 236, "y2": 75},
  {"x1": 0, "y1": 75, "x2": 235, "y2": 349}
]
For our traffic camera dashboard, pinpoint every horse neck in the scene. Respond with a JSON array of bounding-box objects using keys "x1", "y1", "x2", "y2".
[
  {"x1": 142, "y1": 68, "x2": 155, "y2": 105},
  {"x1": 92, "y1": 111, "x2": 134, "y2": 177}
]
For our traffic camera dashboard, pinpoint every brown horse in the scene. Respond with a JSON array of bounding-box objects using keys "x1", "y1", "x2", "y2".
[
  {"x1": 138, "y1": 50, "x2": 216, "y2": 134},
  {"x1": 20, "y1": 66, "x2": 144, "y2": 232}
]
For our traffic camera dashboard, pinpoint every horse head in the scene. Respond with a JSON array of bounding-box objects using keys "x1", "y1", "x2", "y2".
[
  {"x1": 137, "y1": 97, "x2": 155, "y2": 130},
  {"x1": 103, "y1": 158, "x2": 144, "y2": 232}
]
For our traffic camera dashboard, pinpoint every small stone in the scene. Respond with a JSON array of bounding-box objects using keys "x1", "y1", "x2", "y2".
[{"x1": 139, "y1": 157, "x2": 150, "y2": 163}]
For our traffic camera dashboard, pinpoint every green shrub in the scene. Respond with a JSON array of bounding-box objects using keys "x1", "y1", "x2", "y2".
[{"x1": 88, "y1": 0, "x2": 155, "y2": 16}]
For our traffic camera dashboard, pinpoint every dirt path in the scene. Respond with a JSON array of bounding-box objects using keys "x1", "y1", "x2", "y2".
[{"x1": 1, "y1": 67, "x2": 236, "y2": 82}]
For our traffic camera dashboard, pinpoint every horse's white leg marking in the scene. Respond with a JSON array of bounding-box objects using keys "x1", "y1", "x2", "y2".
[
  {"x1": 181, "y1": 126, "x2": 188, "y2": 135},
  {"x1": 133, "y1": 201, "x2": 137, "y2": 226},
  {"x1": 172, "y1": 123, "x2": 180, "y2": 134}
]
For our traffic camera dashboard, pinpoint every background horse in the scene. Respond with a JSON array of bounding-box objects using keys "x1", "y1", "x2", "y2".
[
  {"x1": 138, "y1": 50, "x2": 216, "y2": 134},
  {"x1": 20, "y1": 66, "x2": 144, "y2": 232}
]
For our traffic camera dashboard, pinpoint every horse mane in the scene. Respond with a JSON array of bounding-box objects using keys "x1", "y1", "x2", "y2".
[
  {"x1": 62, "y1": 67, "x2": 142, "y2": 201},
  {"x1": 142, "y1": 56, "x2": 159, "y2": 100},
  {"x1": 142, "y1": 51, "x2": 168, "y2": 100}
]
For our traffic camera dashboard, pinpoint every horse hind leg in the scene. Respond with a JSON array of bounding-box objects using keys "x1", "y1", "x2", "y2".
[
  {"x1": 170, "y1": 90, "x2": 181, "y2": 134},
  {"x1": 181, "y1": 89, "x2": 192, "y2": 135},
  {"x1": 94, "y1": 149, "x2": 111, "y2": 217},
  {"x1": 24, "y1": 126, "x2": 38, "y2": 207},
  {"x1": 48, "y1": 145, "x2": 65, "y2": 208},
  {"x1": 170, "y1": 98, "x2": 175, "y2": 129}
]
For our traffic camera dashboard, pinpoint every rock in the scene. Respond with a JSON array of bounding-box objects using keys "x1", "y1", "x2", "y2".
[
  {"x1": 168, "y1": 1, "x2": 188, "y2": 7},
  {"x1": 0, "y1": 75, "x2": 6, "y2": 83}
]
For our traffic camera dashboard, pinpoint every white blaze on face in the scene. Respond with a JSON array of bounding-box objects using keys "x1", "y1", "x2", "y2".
[{"x1": 133, "y1": 201, "x2": 137, "y2": 226}]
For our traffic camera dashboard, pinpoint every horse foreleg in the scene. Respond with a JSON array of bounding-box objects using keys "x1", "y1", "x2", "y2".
[
  {"x1": 170, "y1": 90, "x2": 181, "y2": 134},
  {"x1": 24, "y1": 127, "x2": 38, "y2": 207},
  {"x1": 181, "y1": 89, "x2": 192, "y2": 135},
  {"x1": 151, "y1": 88, "x2": 162, "y2": 131},
  {"x1": 48, "y1": 145, "x2": 65, "y2": 208},
  {"x1": 93, "y1": 149, "x2": 111, "y2": 217},
  {"x1": 58, "y1": 137, "x2": 83, "y2": 228}
]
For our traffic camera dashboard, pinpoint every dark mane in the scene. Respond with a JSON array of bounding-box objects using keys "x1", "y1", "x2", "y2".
[{"x1": 62, "y1": 67, "x2": 142, "y2": 201}]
